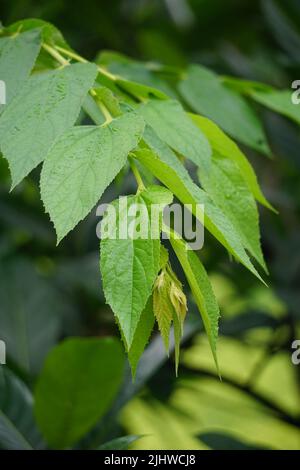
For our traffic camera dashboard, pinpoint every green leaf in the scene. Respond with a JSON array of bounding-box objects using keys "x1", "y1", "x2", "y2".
[
  {"x1": 179, "y1": 65, "x2": 270, "y2": 155},
  {"x1": 221, "y1": 76, "x2": 272, "y2": 94},
  {"x1": 97, "y1": 435, "x2": 141, "y2": 450},
  {"x1": 222, "y1": 76, "x2": 300, "y2": 127},
  {"x1": 0, "y1": 29, "x2": 41, "y2": 113},
  {"x1": 190, "y1": 113, "x2": 275, "y2": 212},
  {"x1": 34, "y1": 337, "x2": 124, "y2": 449},
  {"x1": 170, "y1": 237, "x2": 220, "y2": 371},
  {"x1": 137, "y1": 99, "x2": 211, "y2": 173},
  {"x1": 127, "y1": 298, "x2": 155, "y2": 378},
  {"x1": 134, "y1": 127, "x2": 265, "y2": 283},
  {"x1": 0, "y1": 414, "x2": 32, "y2": 450},
  {"x1": 82, "y1": 93, "x2": 106, "y2": 125},
  {"x1": 40, "y1": 112, "x2": 144, "y2": 242},
  {"x1": 3, "y1": 19, "x2": 71, "y2": 71},
  {"x1": 0, "y1": 62, "x2": 98, "y2": 188},
  {"x1": 0, "y1": 368, "x2": 43, "y2": 450},
  {"x1": 139, "y1": 183, "x2": 174, "y2": 206},
  {"x1": 117, "y1": 78, "x2": 169, "y2": 101},
  {"x1": 198, "y1": 151, "x2": 267, "y2": 271},
  {"x1": 250, "y1": 88, "x2": 300, "y2": 126},
  {"x1": 97, "y1": 50, "x2": 175, "y2": 97},
  {"x1": 100, "y1": 186, "x2": 171, "y2": 347},
  {"x1": 198, "y1": 431, "x2": 271, "y2": 450},
  {"x1": 3, "y1": 19, "x2": 70, "y2": 49},
  {"x1": 0, "y1": 258, "x2": 64, "y2": 374}
]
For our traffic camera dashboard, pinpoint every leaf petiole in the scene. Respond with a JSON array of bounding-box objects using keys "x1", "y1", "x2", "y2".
[
  {"x1": 128, "y1": 156, "x2": 145, "y2": 191},
  {"x1": 54, "y1": 45, "x2": 117, "y2": 81},
  {"x1": 90, "y1": 89, "x2": 113, "y2": 124},
  {"x1": 42, "y1": 43, "x2": 69, "y2": 66}
]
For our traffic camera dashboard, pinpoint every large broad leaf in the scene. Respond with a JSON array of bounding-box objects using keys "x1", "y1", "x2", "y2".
[
  {"x1": 179, "y1": 65, "x2": 270, "y2": 155},
  {"x1": 34, "y1": 337, "x2": 124, "y2": 449},
  {"x1": 0, "y1": 29, "x2": 41, "y2": 113},
  {"x1": 198, "y1": 151, "x2": 267, "y2": 271},
  {"x1": 0, "y1": 258, "x2": 65, "y2": 374},
  {"x1": 40, "y1": 112, "x2": 145, "y2": 243},
  {"x1": 3, "y1": 19, "x2": 72, "y2": 71},
  {"x1": 137, "y1": 99, "x2": 211, "y2": 173},
  {"x1": 0, "y1": 368, "x2": 43, "y2": 450},
  {"x1": 169, "y1": 237, "x2": 220, "y2": 371},
  {"x1": 134, "y1": 127, "x2": 264, "y2": 283},
  {"x1": 100, "y1": 186, "x2": 172, "y2": 347},
  {"x1": 190, "y1": 114, "x2": 274, "y2": 211},
  {"x1": 0, "y1": 62, "x2": 98, "y2": 188}
]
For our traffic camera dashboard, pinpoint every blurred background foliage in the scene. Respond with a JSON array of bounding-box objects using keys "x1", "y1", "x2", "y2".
[{"x1": 0, "y1": 0, "x2": 300, "y2": 450}]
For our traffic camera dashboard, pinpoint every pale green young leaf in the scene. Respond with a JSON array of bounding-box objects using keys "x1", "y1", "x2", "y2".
[
  {"x1": 127, "y1": 298, "x2": 155, "y2": 378},
  {"x1": 153, "y1": 271, "x2": 175, "y2": 352},
  {"x1": 159, "y1": 244, "x2": 169, "y2": 270},
  {"x1": 190, "y1": 114, "x2": 275, "y2": 212},
  {"x1": 172, "y1": 309, "x2": 181, "y2": 376},
  {"x1": 169, "y1": 268, "x2": 187, "y2": 375},
  {"x1": 139, "y1": 184, "x2": 173, "y2": 206},
  {"x1": 0, "y1": 29, "x2": 41, "y2": 113},
  {"x1": 0, "y1": 62, "x2": 98, "y2": 188},
  {"x1": 134, "y1": 127, "x2": 265, "y2": 283},
  {"x1": 40, "y1": 112, "x2": 145, "y2": 243},
  {"x1": 153, "y1": 261, "x2": 187, "y2": 363},
  {"x1": 170, "y1": 237, "x2": 220, "y2": 372},
  {"x1": 137, "y1": 99, "x2": 211, "y2": 173},
  {"x1": 179, "y1": 65, "x2": 270, "y2": 156},
  {"x1": 199, "y1": 152, "x2": 267, "y2": 272}
]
